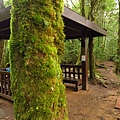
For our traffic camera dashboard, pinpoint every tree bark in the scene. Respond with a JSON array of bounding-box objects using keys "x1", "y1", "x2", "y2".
[
  {"x1": 0, "y1": 41, "x2": 9, "y2": 67},
  {"x1": 89, "y1": 37, "x2": 96, "y2": 79},
  {"x1": 10, "y1": 0, "x2": 68, "y2": 120},
  {"x1": 0, "y1": 40, "x2": 4, "y2": 67},
  {"x1": 87, "y1": 0, "x2": 96, "y2": 80},
  {"x1": 81, "y1": 0, "x2": 85, "y2": 17},
  {"x1": 116, "y1": 0, "x2": 120, "y2": 73},
  {"x1": 0, "y1": 0, "x2": 5, "y2": 9},
  {"x1": 0, "y1": 0, "x2": 5, "y2": 67}
]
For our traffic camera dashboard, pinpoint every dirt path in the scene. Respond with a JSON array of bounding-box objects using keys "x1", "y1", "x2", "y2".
[
  {"x1": 0, "y1": 98, "x2": 14, "y2": 120},
  {"x1": 67, "y1": 84, "x2": 120, "y2": 120},
  {"x1": 0, "y1": 61, "x2": 120, "y2": 120},
  {"x1": 67, "y1": 61, "x2": 120, "y2": 120}
]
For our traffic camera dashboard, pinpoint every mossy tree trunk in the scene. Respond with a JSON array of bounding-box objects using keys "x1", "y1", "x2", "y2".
[
  {"x1": 0, "y1": 40, "x2": 4, "y2": 67},
  {"x1": 88, "y1": 3, "x2": 95, "y2": 80},
  {"x1": 0, "y1": 0, "x2": 4, "y2": 9},
  {"x1": 81, "y1": 0, "x2": 85, "y2": 17},
  {"x1": 0, "y1": 41, "x2": 9, "y2": 67},
  {"x1": 0, "y1": 0, "x2": 5, "y2": 67},
  {"x1": 116, "y1": 0, "x2": 120, "y2": 73},
  {"x1": 89, "y1": 37, "x2": 95, "y2": 80},
  {"x1": 10, "y1": 0, "x2": 68, "y2": 120},
  {"x1": 88, "y1": 0, "x2": 100, "y2": 80}
]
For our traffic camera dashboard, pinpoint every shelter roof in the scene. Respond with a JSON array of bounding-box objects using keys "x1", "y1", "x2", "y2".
[{"x1": 0, "y1": 6, "x2": 107, "y2": 40}]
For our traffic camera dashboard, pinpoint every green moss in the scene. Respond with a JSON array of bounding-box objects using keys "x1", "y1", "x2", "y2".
[{"x1": 10, "y1": 0, "x2": 68, "y2": 120}]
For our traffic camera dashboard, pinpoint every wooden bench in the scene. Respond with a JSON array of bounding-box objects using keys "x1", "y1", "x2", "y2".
[
  {"x1": 0, "y1": 70, "x2": 12, "y2": 101},
  {"x1": 61, "y1": 64, "x2": 82, "y2": 92}
]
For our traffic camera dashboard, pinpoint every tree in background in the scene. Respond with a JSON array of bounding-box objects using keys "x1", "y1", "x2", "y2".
[
  {"x1": 61, "y1": 39, "x2": 81, "y2": 64},
  {"x1": 94, "y1": 0, "x2": 117, "y2": 62},
  {"x1": 0, "y1": 0, "x2": 12, "y2": 67},
  {"x1": 4, "y1": 0, "x2": 11, "y2": 7},
  {"x1": 88, "y1": 0, "x2": 108, "y2": 80},
  {"x1": 0, "y1": 0, "x2": 4, "y2": 9},
  {"x1": 0, "y1": 0, "x2": 6, "y2": 67},
  {"x1": 10, "y1": 0, "x2": 68, "y2": 119},
  {"x1": 63, "y1": 0, "x2": 118, "y2": 79},
  {"x1": 81, "y1": 0, "x2": 85, "y2": 17},
  {"x1": 116, "y1": 0, "x2": 120, "y2": 73},
  {"x1": 0, "y1": 41, "x2": 9, "y2": 67},
  {"x1": 0, "y1": 40, "x2": 4, "y2": 67},
  {"x1": 68, "y1": 0, "x2": 104, "y2": 80}
]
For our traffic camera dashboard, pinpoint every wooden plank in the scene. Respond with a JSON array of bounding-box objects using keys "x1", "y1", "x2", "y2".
[
  {"x1": 0, "y1": 6, "x2": 11, "y2": 22},
  {"x1": 0, "y1": 6, "x2": 107, "y2": 40},
  {"x1": 0, "y1": 6, "x2": 107, "y2": 36},
  {"x1": 61, "y1": 64, "x2": 82, "y2": 68},
  {"x1": 63, "y1": 6, "x2": 107, "y2": 36},
  {"x1": 0, "y1": 93, "x2": 12, "y2": 101}
]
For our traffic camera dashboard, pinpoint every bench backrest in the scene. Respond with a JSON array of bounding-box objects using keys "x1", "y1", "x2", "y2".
[{"x1": 61, "y1": 64, "x2": 82, "y2": 79}]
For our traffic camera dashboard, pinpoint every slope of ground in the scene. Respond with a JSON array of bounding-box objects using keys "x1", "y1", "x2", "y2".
[
  {"x1": 0, "y1": 61, "x2": 120, "y2": 120},
  {"x1": 0, "y1": 98, "x2": 14, "y2": 120},
  {"x1": 67, "y1": 61, "x2": 120, "y2": 120}
]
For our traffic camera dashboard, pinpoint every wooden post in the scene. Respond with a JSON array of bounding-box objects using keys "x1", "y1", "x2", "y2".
[{"x1": 81, "y1": 36, "x2": 88, "y2": 90}]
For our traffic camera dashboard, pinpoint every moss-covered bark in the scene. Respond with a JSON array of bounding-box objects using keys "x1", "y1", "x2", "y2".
[
  {"x1": 10, "y1": 0, "x2": 68, "y2": 120},
  {"x1": 116, "y1": 1, "x2": 120, "y2": 74},
  {"x1": 88, "y1": 37, "x2": 96, "y2": 80},
  {"x1": 0, "y1": 41, "x2": 9, "y2": 67},
  {"x1": 0, "y1": 40, "x2": 4, "y2": 67}
]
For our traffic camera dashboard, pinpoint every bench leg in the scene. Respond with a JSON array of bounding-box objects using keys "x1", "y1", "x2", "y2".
[{"x1": 75, "y1": 83, "x2": 78, "y2": 92}]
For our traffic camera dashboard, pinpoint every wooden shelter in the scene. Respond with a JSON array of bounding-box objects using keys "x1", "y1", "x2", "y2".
[{"x1": 0, "y1": 6, "x2": 107, "y2": 91}]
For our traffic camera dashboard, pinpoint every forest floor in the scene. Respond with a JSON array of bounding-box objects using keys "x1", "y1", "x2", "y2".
[{"x1": 1, "y1": 61, "x2": 120, "y2": 120}]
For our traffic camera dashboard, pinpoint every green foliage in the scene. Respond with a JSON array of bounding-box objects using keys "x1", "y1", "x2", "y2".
[
  {"x1": 61, "y1": 39, "x2": 81, "y2": 64},
  {"x1": 4, "y1": 0, "x2": 11, "y2": 7},
  {"x1": 94, "y1": 0, "x2": 118, "y2": 62},
  {"x1": 94, "y1": 39, "x2": 109, "y2": 61},
  {"x1": 0, "y1": 41, "x2": 10, "y2": 67},
  {"x1": 64, "y1": 0, "x2": 118, "y2": 63}
]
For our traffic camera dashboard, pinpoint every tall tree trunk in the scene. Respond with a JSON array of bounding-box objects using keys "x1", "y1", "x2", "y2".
[
  {"x1": 116, "y1": 0, "x2": 120, "y2": 73},
  {"x1": 10, "y1": 0, "x2": 68, "y2": 120},
  {"x1": 0, "y1": 0, "x2": 4, "y2": 9},
  {"x1": 88, "y1": 0, "x2": 96, "y2": 80},
  {"x1": 76, "y1": 0, "x2": 85, "y2": 65},
  {"x1": 0, "y1": 0, "x2": 5, "y2": 67},
  {"x1": 81, "y1": 0, "x2": 85, "y2": 17},
  {"x1": 0, "y1": 40, "x2": 4, "y2": 67},
  {"x1": 89, "y1": 37, "x2": 95, "y2": 80},
  {"x1": 0, "y1": 41, "x2": 9, "y2": 67}
]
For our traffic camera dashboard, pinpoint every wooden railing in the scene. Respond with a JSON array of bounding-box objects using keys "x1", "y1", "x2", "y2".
[
  {"x1": 0, "y1": 69, "x2": 12, "y2": 101},
  {"x1": 61, "y1": 64, "x2": 82, "y2": 91},
  {"x1": 0, "y1": 64, "x2": 82, "y2": 101}
]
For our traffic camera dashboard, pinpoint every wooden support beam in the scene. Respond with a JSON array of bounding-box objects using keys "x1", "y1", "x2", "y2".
[{"x1": 81, "y1": 36, "x2": 88, "y2": 90}]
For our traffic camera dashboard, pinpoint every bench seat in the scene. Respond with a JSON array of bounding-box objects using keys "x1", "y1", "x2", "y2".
[{"x1": 63, "y1": 78, "x2": 82, "y2": 91}]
